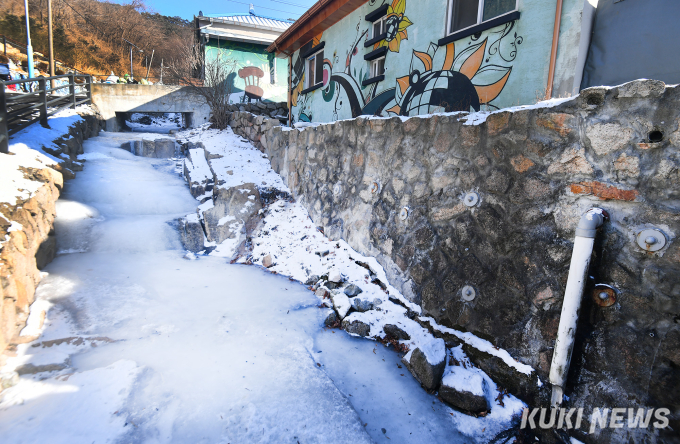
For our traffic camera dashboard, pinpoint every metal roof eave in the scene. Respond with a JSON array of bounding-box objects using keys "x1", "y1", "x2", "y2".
[
  {"x1": 267, "y1": 0, "x2": 369, "y2": 57},
  {"x1": 201, "y1": 29, "x2": 277, "y2": 45},
  {"x1": 197, "y1": 15, "x2": 291, "y2": 34}
]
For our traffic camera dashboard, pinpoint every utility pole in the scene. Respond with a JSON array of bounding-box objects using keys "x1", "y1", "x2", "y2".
[
  {"x1": 146, "y1": 49, "x2": 154, "y2": 80},
  {"x1": 48, "y1": 0, "x2": 55, "y2": 88},
  {"x1": 23, "y1": 0, "x2": 35, "y2": 78},
  {"x1": 123, "y1": 38, "x2": 143, "y2": 79}
]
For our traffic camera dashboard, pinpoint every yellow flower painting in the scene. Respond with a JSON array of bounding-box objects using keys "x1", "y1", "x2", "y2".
[{"x1": 373, "y1": 0, "x2": 413, "y2": 53}]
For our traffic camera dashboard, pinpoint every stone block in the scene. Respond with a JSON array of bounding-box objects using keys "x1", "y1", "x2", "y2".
[
  {"x1": 585, "y1": 123, "x2": 635, "y2": 155},
  {"x1": 331, "y1": 292, "x2": 351, "y2": 319},
  {"x1": 202, "y1": 183, "x2": 262, "y2": 244},
  {"x1": 262, "y1": 254, "x2": 273, "y2": 268},
  {"x1": 179, "y1": 215, "x2": 205, "y2": 252},
  {"x1": 384, "y1": 324, "x2": 410, "y2": 340},
  {"x1": 484, "y1": 168, "x2": 511, "y2": 194},
  {"x1": 535, "y1": 113, "x2": 573, "y2": 137},
  {"x1": 351, "y1": 297, "x2": 378, "y2": 312},
  {"x1": 486, "y1": 112, "x2": 511, "y2": 136},
  {"x1": 342, "y1": 318, "x2": 370, "y2": 337},
  {"x1": 344, "y1": 284, "x2": 363, "y2": 297},
  {"x1": 510, "y1": 155, "x2": 535, "y2": 173},
  {"x1": 613, "y1": 153, "x2": 640, "y2": 178},
  {"x1": 616, "y1": 79, "x2": 666, "y2": 98},
  {"x1": 439, "y1": 367, "x2": 489, "y2": 414},
  {"x1": 547, "y1": 147, "x2": 594, "y2": 175},
  {"x1": 324, "y1": 310, "x2": 338, "y2": 327},
  {"x1": 431, "y1": 203, "x2": 466, "y2": 222},
  {"x1": 402, "y1": 338, "x2": 446, "y2": 391},
  {"x1": 462, "y1": 343, "x2": 540, "y2": 403}
]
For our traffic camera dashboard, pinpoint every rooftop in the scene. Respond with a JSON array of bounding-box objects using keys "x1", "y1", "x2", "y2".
[{"x1": 199, "y1": 13, "x2": 293, "y2": 31}]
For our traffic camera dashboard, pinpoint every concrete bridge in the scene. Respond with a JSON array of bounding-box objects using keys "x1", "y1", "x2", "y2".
[{"x1": 91, "y1": 84, "x2": 211, "y2": 131}]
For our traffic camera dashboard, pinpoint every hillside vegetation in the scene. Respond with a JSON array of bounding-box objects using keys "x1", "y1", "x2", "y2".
[{"x1": 1, "y1": 0, "x2": 192, "y2": 78}]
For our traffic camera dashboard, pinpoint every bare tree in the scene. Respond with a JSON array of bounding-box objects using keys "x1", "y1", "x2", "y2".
[{"x1": 166, "y1": 42, "x2": 237, "y2": 130}]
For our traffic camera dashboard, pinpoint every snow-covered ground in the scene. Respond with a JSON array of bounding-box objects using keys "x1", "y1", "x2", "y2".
[{"x1": 1, "y1": 124, "x2": 527, "y2": 442}]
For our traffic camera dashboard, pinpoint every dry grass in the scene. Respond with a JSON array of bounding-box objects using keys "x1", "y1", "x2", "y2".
[{"x1": 1, "y1": 0, "x2": 191, "y2": 77}]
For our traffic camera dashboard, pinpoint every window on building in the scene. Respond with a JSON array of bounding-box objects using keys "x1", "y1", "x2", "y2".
[
  {"x1": 305, "y1": 49, "x2": 324, "y2": 89},
  {"x1": 370, "y1": 57, "x2": 385, "y2": 78},
  {"x1": 447, "y1": 0, "x2": 517, "y2": 35},
  {"x1": 373, "y1": 16, "x2": 387, "y2": 39}
]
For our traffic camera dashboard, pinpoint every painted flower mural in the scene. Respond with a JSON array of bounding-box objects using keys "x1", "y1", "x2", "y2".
[
  {"x1": 373, "y1": 0, "x2": 413, "y2": 53},
  {"x1": 288, "y1": 7, "x2": 522, "y2": 123},
  {"x1": 386, "y1": 39, "x2": 513, "y2": 116}
]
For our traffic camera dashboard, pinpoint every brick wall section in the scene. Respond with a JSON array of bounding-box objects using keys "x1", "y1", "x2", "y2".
[{"x1": 231, "y1": 80, "x2": 680, "y2": 442}]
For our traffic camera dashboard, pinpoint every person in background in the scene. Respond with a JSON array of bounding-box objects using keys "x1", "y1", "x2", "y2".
[
  {"x1": 105, "y1": 71, "x2": 119, "y2": 84},
  {"x1": 0, "y1": 54, "x2": 11, "y2": 82}
]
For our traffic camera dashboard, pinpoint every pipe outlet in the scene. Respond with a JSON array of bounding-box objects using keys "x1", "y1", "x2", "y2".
[
  {"x1": 549, "y1": 208, "x2": 607, "y2": 407},
  {"x1": 574, "y1": 208, "x2": 607, "y2": 238}
]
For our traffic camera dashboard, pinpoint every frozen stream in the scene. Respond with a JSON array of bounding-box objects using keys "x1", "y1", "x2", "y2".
[{"x1": 0, "y1": 132, "x2": 475, "y2": 443}]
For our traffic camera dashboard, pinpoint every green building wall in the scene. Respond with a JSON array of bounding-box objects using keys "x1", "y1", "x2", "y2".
[
  {"x1": 289, "y1": 0, "x2": 584, "y2": 124},
  {"x1": 205, "y1": 38, "x2": 289, "y2": 103}
]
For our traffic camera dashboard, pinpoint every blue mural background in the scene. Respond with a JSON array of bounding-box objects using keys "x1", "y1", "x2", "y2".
[
  {"x1": 290, "y1": 0, "x2": 582, "y2": 123},
  {"x1": 206, "y1": 39, "x2": 289, "y2": 103}
]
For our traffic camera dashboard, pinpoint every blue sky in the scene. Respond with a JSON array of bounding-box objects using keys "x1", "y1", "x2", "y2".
[{"x1": 141, "y1": 0, "x2": 319, "y2": 21}]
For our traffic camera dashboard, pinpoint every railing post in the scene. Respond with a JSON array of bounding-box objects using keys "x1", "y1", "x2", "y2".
[
  {"x1": 38, "y1": 77, "x2": 48, "y2": 126},
  {"x1": 86, "y1": 75, "x2": 92, "y2": 103},
  {"x1": 0, "y1": 82, "x2": 8, "y2": 154},
  {"x1": 69, "y1": 73, "x2": 76, "y2": 109}
]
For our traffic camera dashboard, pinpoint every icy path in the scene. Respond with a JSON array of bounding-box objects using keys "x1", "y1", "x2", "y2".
[{"x1": 0, "y1": 132, "x2": 477, "y2": 443}]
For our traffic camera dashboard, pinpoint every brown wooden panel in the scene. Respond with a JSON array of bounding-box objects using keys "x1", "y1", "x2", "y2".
[{"x1": 268, "y1": 0, "x2": 368, "y2": 57}]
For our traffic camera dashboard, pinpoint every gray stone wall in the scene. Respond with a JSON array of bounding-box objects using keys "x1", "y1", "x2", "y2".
[
  {"x1": 229, "y1": 112, "x2": 284, "y2": 153},
  {"x1": 42, "y1": 109, "x2": 101, "y2": 179},
  {"x1": 231, "y1": 80, "x2": 680, "y2": 442},
  {"x1": 227, "y1": 101, "x2": 288, "y2": 121}
]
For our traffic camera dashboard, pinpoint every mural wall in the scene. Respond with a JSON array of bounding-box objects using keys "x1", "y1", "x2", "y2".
[
  {"x1": 290, "y1": 0, "x2": 584, "y2": 124},
  {"x1": 206, "y1": 39, "x2": 289, "y2": 103}
]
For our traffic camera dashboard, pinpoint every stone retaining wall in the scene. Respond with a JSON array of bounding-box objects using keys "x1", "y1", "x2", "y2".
[
  {"x1": 42, "y1": 110, "x2": 101, "y2": 180},
  {"x1": 0, "y1": 114, "x2": 100, "y2": 382},
  {"x1": 231, "y1": 80, "x2": 680, "y2": 442},
  {"x1": 229, "y1": 112, "x2": 284, "y2": 152},
  {"x1": 227, "y1": 101, "x2": 288, "y2": 121}
]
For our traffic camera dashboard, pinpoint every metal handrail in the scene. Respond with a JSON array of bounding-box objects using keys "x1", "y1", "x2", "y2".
[{"x1": 1, "y1": 74, "x2": 92, "y2": 154}]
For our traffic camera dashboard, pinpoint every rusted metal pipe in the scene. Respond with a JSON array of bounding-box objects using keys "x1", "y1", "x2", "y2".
[
  {"x1": 546, "y1": 0, "x2": 564, "y2": 99},
  {"x1": 549, "y1": 208, "x2": 607, "y2": 407}
]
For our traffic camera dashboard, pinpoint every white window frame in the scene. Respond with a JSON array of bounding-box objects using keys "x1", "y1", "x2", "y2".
[
  {"x1": 370, "y1": 57, "x2": 385, "y2": 78},
  {"x1": 372, "y1": 15, "x2": 387, "y2": 39},
  {"x1": 446, "y1": 0, "x2": 518, "y2": 36},
  {"x1": 305, "y1": 48, "x2": 324, "y2": 89}
]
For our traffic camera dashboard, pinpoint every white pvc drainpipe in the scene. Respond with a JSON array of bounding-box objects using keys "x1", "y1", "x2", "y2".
[{"x1": 549, "y1": 208, "x2": 607, "y2": 407}]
